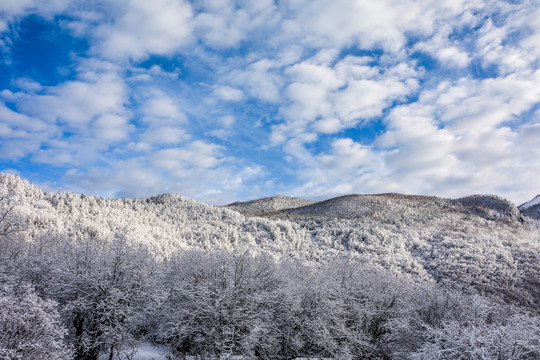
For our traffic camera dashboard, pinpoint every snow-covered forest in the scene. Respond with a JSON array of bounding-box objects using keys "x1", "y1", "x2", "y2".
[{"x1": 1, "y1": 173, "x2": 540, "y2": 359}]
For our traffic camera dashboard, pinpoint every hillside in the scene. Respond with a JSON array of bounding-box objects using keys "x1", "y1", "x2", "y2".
[
  {"x1": 2, "y1": 173, "x2": 540, "y2": 359},
  {"x1": 0, "y1": 174, "x2": 311, "y2": 259},
  {"x1": 243, "y1": 192, "x2": 540, "y2": 306},
  {"x1": 0, "y1": 173, "x2": 538, "y2": 306},
  {"x1": 226, "y1": 195, "x2": 316, "y2": 217}
]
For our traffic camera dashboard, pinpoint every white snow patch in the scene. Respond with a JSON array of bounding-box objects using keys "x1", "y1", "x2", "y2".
[
  {"x1": 132, "y1": 343, "x2": 170, "y2": 360},
  {"x1": 98, "y1": 342, "x2": 170, "y2": 360}
]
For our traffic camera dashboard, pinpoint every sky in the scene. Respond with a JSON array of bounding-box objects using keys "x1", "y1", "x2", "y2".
[{"x1": 1, "y1": 0, "x2": 540, "y2": 205}]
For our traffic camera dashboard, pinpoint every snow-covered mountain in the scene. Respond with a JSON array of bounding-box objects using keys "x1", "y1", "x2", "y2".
[
  {"x1": 1, "y1": 173, "x2": 539, "y2": 307},
  {"x1": 261, "y1": 193, "x2": 522, "y2": 222},
  {"x1": 2, "y1": 173, "x2": 540, "y2": 359},
  {"x1": 519, "y1": 194, "x2": 540, "y2": 219},
  {"x1": 520, "y1": 194, "x2": 540, "y2": 210}
]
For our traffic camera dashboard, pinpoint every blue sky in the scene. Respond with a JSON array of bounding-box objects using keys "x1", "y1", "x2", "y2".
[{"x1": 1, "y1": 0, "x2": 540, "y2": 205}]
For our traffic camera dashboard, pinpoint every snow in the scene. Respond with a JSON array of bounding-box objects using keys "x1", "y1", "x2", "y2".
[
  {"x1": 519, "y1": 194, "x2": 540, "y2": 210},
  {"x1": 132, "y1": 343, "x2": 169, "y2": 360},
  {"x1": 98, "y1": 343, "x2": 170, "y2": 360}
]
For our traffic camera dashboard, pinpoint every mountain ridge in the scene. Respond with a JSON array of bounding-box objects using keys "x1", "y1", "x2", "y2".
[
  {"x1": 226, "y1": 195, "x2": 316, "y2": 217},
  {"x1": 227, "y1": 192, "x2": 525, "y2": 222}
]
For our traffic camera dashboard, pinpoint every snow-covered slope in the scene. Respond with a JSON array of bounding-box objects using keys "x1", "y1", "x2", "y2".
[
  {"x1": 0, "y1": 173, "x2": 309, "y2": 258},
  {"x1": 232, "y1": 192, "x2": 540, "y2": 306},
  {"x1": 520, "y1": 194, "x2": 540, "y2": 210},
  {"x1": 256, "y1": 193, "x2": 522, "y2": 222},
  {"x1": 2, "y1": 173, "x2": 540, "y2": 307},
  {"x1": 273, "y1": 193, "x2": 451, "y2": 220},
  {"x1": 519, "y1": 194, "x2": 540, "y2": 219},
  {"x1": 455, "y1": 194, "x2": 522, "y2": 221},
  {"x1": 226, "y1": 195, "x2": 315, "y2": 217}
]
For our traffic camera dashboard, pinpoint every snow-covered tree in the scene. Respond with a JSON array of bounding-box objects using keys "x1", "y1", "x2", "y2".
[
  {"x1": 158, "y1": 250, "x2": 281, "y2": 359},
  {"x1": 0, "y1": 282, "x2": 72, "y2": 360},
  {"x1": 42, "y1": 232, "x2": 159, "y2": 360}
]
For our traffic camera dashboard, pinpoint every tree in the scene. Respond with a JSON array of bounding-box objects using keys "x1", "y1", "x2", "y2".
[
  {"x1": 0, "y1": 282, "x2": 72, "y2": 360},
  {"x1": 158, "y1": 250, "x2": 281, "y2": 359},
  {"x1": 0, "y1": 179, "x2": 25, "y2": 240},
  {"x1": 46, "y1": 232, "x2": 158, "y2": 360}
]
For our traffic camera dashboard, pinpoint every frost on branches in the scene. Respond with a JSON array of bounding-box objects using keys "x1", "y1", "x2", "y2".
[
  {"x1": 0, "y1": 283, "x2": 72, "y2": 359},
  {"x1": 0, "y1": 173, "x2": 540, "y2": 359}
]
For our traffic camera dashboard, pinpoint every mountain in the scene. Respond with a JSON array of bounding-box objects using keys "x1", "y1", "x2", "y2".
[
  {"x1": 519, "y1": 194, "x2": 540, "y2": 219},
  {"x1": 0, "y1": 173, "x2": 310, "y2": 258},
  {"x1": 261, "y1": 193, "x2": 522, "y2": 221},
  {"x1": 2, "y1": 173, "x2": 540, "y2": 359},
  {"x1": 1, "y1": 173, "x2": 540, "y2": 308},
  {"x1": 520, "y1": 194, "x2": 540, "y2": 210}
]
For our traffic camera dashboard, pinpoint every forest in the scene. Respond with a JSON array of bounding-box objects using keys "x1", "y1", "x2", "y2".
[{"x1": 1, "y1": 173, "x2": 540, "y2": 359}]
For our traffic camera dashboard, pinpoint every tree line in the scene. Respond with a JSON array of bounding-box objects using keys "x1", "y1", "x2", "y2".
[{"x1": 2, "y1": 231, "x2": 540, "y2": 359}]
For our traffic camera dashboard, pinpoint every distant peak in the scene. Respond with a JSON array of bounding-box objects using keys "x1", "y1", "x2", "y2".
[
  {"x1": 519, "y1": 194, "x2": 540, "y2": 210},
  {"x1": 225, "y1": 195, "x2": 316, "y2": 217}
]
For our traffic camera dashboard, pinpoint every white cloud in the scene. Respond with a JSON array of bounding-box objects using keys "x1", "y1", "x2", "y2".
[
  {"x1": 152, "y1": 141, "x2": 224, "y2": 172},
  {"x1": 276, "y1": 49, "x2": 540, "y2": 204},
  {"x1": 272, "y1": 55, "x2": 418, "y2": 145},
  {"x1": 194, "y1": 9, "x2": 250, "y2": 49},
  {"x1": 313, "y1": 118, "x2": 341, "y2": 134},
  {"x1": 279, "y1": 0, "x2": 477, "y2": 53},
  {"x1": 202, "y1": 115, "x2": 236, "y2": 139},
  {"x1": 141, "y1": 93, "x2": 186, "y2": 123},
  {"x1": 434, "y1": 71, "x2": 540, "y2": 134},
  {"x1": 11, "y1": 78, "x2": 42, "y2": 92},
  {"x1": 333, "y1": 78, "x2": 410, "y2": 124},
  {"x1": 374, "y1": 72, "x2": 540, "y2": 202},
  {"x1": 286, "y1": 137, "x2": 388, "y2": 199},
  {"x1": 473, "y1": 3, "x2": 540, "y2": 75},
  {"x1": 379, "y1": 104, "x2": 462, "y2": 188},
  {"x1": 437, "y1": 47, "x2": 470, "y2": 67},
  {"x1": 194, "y1": 0, "x2": 278, "y2": 49},
  {"x1": 206, "y1": 129, "x2": 231, "y2": 140},
  {"x1": 0, "y1": 138, "x2": 42, "y2": 160},
  {"x1": 16, "y1": 73, "x2": 128, "y2": 128},
  {"x1": 415, "y1": 36, "x2": 471, "y2": 68},
  {"x1": 228, "y1": 58, "x2": 284, "y2": 102},
  {"x1": 139, "y1": 126, "x2": 189, "y2": 147},
  {"x1": 0, "y1": 0, "x2": 70, "y2": 19},
  {"x1": 127, "y1": 64, "x2": 181, "y2": 82},
  {"x1": 66, "y1": 140, "x2": 262, "y2": 204},
  {"x1": 93, "y1": 114, "x2": 132, "y2": 142},
  {"x1": 91, "y1": 0, "x2": 193, "y2": 61},
  {"x1": 0, "y1": 70, "x2": 130, "y2": 164},
  {"x1": 219, "y1": 115, "x2": 235, "y2": 127},
  {"x1": 213, "y1": 86, "x2": 244, "y2": 101},
  {"x1": 0, "y1": 0, "x2": 34, "y2": 15},
  {"x1": 0, "y1": 101, "x2": 58, "y2": 160},
  {"x1": 0, "y1": 0, "x2": 72, "y2": 45},
  {"x1": 519, "y1": 123, "x2": 540, "y2": 146},
  {"x1": 70, "y1": 158, "x2": 163, "y2": 198},
  {"x1": 319, "y1": 138, "x2": 381, "y2": 174},
  {"x1": 2, "y1": 0, "x2": 540, "y2": 205}
]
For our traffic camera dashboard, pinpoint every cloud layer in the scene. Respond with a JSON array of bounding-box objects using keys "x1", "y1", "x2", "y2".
[{"x1": 1, "y1": 0, "x2": 539, "y2": 204}]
